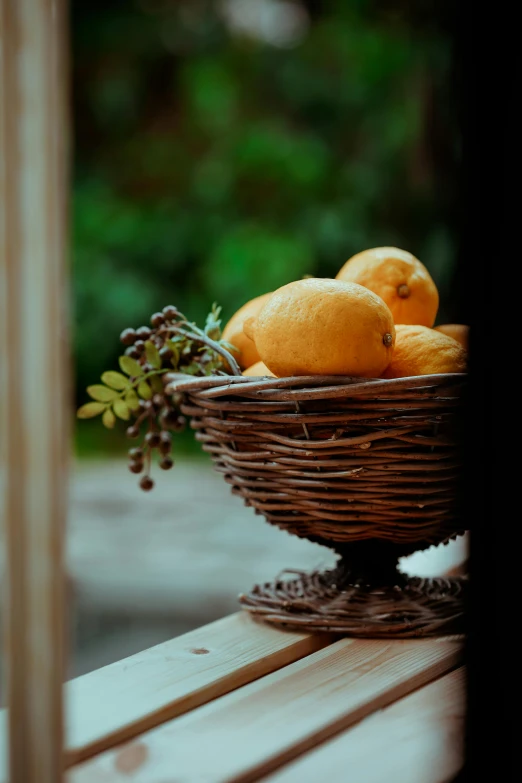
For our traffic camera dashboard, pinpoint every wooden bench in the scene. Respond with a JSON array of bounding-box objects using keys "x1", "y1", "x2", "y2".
[
  {"x1": 0, "y1": 533, "x2": 467, "y2": 782},
  {"x1": 0, "y1": 604, "x2": 465, "y2": 782},
  {"x1": 65, "y1": 613, "x2": 465, "y2": 782}
]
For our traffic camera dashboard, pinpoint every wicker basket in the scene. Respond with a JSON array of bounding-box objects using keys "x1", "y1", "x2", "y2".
[{"x1": 165, "y1": 371, "x2": 468, "y2": 638}]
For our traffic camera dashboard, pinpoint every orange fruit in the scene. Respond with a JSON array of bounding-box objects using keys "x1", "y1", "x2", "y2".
[
  {"x1": 434, "y1": 323, "x2": 469, "y2": 350},
  {"x1": 242, "y1": 361, "x2": 276, "y2": 377},
  {"x1": 221, "y1": 292, "x2": 273, "y2": 369},
  {"x1": 335, "y1": 247, "x2": 439, "y2": 327},
  {"x1": 246, "y1": 278, "x2": 395, "y2": 378},
  {"x1": 381, "y1": 324, "x2": 467, "y2": 379}
]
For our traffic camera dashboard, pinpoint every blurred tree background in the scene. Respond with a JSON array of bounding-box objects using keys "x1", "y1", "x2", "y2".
[{"x1": 71, "y1": 0, "x2": 459, "y2": 455}]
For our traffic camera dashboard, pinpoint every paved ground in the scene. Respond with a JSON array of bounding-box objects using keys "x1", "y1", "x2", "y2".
[
  {"x1": 66, "y1": 456, "x2": 337, "y2": 675},
  {"x1": 1, "y1": 457, "x2": 468, "y2": 679}
]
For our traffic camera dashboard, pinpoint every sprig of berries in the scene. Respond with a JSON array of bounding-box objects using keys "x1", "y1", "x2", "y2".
[{"x1": 77, "y1": 303, "x2": 240, "y2": 490}]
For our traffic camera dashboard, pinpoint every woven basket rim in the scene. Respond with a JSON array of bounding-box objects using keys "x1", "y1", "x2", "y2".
[{"x1": 165, "y1": 371, "x2": 467, "y2": 398}]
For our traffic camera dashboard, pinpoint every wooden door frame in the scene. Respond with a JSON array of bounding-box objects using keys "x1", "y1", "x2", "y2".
[{"x1": 1, "y1": 1, "x2": 70, "y2": 781}]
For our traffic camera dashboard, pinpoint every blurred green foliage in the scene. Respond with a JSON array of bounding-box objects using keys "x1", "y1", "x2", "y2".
[{"x1": 72, "y1": 0, "x2": 458, "y2": 454}]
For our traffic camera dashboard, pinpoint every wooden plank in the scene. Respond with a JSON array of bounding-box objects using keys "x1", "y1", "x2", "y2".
[
  {"x1": 264, "y1": 667, "x2": 466, "y2": 783},
  {"x1": 0, "y1": 613, "x2": 333, "y2": 774},
  {"x1": 0, "y1": 1, "x2": 70, "y2": 782},
  {"x1": 68, "y1": 637, "x2": 462, "y2": 783},
  {"x1": 64, "y1": 612, "x2": 334, "y2": 766}
]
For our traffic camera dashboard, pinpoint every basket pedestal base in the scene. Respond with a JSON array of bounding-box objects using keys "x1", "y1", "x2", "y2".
[{"x1": 238, "y1": 554, "x2": 467, "y2": 638}]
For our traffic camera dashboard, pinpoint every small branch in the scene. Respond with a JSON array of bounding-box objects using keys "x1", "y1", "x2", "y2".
[{"x1": 159, "y1": 324, "x2": 242, "y2": 376}]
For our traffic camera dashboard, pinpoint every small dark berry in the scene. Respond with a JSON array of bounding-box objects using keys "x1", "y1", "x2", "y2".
[
  {"x1": 152, "y1": 394, "x2": 164, "y2": 408},
  {"x1": 136, "y1": 326, "x2": 152, "y2": 340},
  {"x1": 139, "y1": 475, "x2": 155, "y2": 491},
  {"x1": 159, "y1": 456, "x2": 174, "y2": 470},
  {"x1": 171, "y1": 415, "x2": 186, "y2": 433},
  {"x1": 159, "y1": 346, "x2": 173, "y2": 361},
  {"x1": 134, "y1": 340, "x2": 145, "y2": 354},
  {"x1": 162, "y1": 305, "x2": 178, "y2": 320},
  {"x1": 159, "y1": 431, "x2": 172, "y2": 454},
  {"x1": 125, "y1": 346, "x2": 140, "y2": 359},
  {"x1": 159, "y1": 409, "x2": 178, "y2": 430},
  {"x1": 129, "y1": 462, "x2": 144, "y2": 474},
  {"x1": 129, "y1": 447, "x2": 144, "y2": 461},
  {"x1": 120, "y1": 328, "x2": 137, "y2": 346},
  {"x1": 126, "y1": 425, "x2": 140, "y2": 439},
  {"x1": 142, "y1": 362, "x2": 153, "y2": 373},
  {"x1": 145, "y1": 431, "x2": 161, "y2": 448},
  {"x1": 150, "y1": 312, "x2": 165, "y2": 327},
  {"x1": 139, "y1": 399, "x2": 152, "y2": 411}
]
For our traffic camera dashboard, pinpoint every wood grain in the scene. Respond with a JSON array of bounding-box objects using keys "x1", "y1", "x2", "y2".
[
  {"x1": 0, "y1": 1, "x2": 70, "y2": 782},
  {"x1": 68, "y1": 637, "x2": 462, "y2": 783},
  {"x1": 264, "y1": 666, "x2": 466, "y2": 783},
  {"x1": 64, "y1": 612, "x2": 334, "y2": 766}
]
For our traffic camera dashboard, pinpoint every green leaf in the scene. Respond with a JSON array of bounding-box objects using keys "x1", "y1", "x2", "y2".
[
  {"x1": 203, "y1": 357, "x2": 221, "y2": 375},
  {"x1": 119, "y1": 355, "x2": 142, "y2": 377},
  {"x1": 166, "y1": 339, "x2": 180, "y2": 364},
  {"x1": 125, "y1": 388, "x2": 140, "y2": 412},
  {"x1": 87, "y1": 384, "x2": 119, "y2": 402},
  {"x1": 77, "y1": 402, "x2": 106, "y2": 419},
  {"x1": 204, "y1": 302, "x2": 222, "y2": 339},
  {"x1": 145, "y1": 340, "x2": 161, "y2": 369},
  {"x1": 137, "y1": 380, "x2": 152, "y2": 399},
  {"x1": 183, "y1": 361, "x2": 201, "y2": 376},
  {"x1": 149, "y1": 374, "x2": 164, "y2": 394},
  {"x1": 101, "y1": 371, "x2": 129, "y2": 390},
  {"x1": 113, "y1": 400, "x2": 130, "y2": 420},
  {"x1": 102, "y1": 408, "x2": 116, "y2": 429}
]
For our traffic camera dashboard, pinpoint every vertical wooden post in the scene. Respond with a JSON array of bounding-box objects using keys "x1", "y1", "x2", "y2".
[{"x1": 0, "y1": 1, "x2": 70, "y2": 782}]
